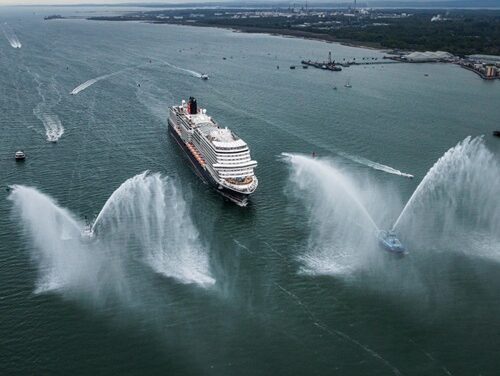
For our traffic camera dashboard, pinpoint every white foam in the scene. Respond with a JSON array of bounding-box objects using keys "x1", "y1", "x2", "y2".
[
  {"x1": 393, "y1": 136, "x2": 500, "y2": 255},
  {"x1": 70, "y1": 78, "x2": 100, "y2": 95},
  {"x1": 33, "y1": 111, "x2": 64, "y2": 142},
  {"x1": 31, "y1": 70, "x2": 65, "y2": 142},
  {"x1": 70, "y1": 63, "x2": 151, "y2": 95},
  {"x1": 283, "y1": 153, "x2": 389, "y2": 276},
  {"x1": 337, "y1": 151, "x2": 414, "y2": 178},
  {"x1": 2, "y1": 23, "x2": 22, "y2": 49},
  {"x1": 8, "y1": 173, "x2": 215, "y2": 302},
  {"x1": 158, "y1": 59, "x2": 202, "y2": 78},
  {"x1": 92, "y1": 172, "x2": 215, "y2": 287}
]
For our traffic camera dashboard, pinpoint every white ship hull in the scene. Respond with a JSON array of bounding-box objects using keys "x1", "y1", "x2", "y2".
[{"x1": 168, "y1": 99, "x2": 258, "y2": 205}]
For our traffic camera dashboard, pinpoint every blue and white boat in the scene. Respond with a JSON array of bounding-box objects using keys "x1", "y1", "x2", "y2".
[{"x1": 377, "y1": 230, "x2": 407, "y2": 255}]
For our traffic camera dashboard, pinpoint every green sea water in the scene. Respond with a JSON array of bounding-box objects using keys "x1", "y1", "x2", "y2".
[{"x1": 1, "y1": 7, "x2": 500, "y2": 376}]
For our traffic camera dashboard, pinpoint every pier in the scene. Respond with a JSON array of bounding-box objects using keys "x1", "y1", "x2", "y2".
[
  {"x1": 301, "y1": 51, "x2": 401, "y2": 72},
  {"x1": 346, "y1": 59, "x2": 401, "y2": 66},
  {"x1": 301, "y1": 51, "x2": 342, "y2": 71}
]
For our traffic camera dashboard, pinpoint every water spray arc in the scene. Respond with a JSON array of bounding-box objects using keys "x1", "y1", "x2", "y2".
[
  {"x1": 391, "y1": 136, "x2": 500, "y2": 256},
  {"x1": 284, "y1": 153, "x2": 407, "y2": 257},
  {"x1": 392, "y1": 136, "x2": 499, "y2": 231},
  {"x1": 283, "y1": 153, "x2": 380, "y2": 233},
  {"x1": 286, "y1": 136, "x2": 500, "y2": 270},
  {"x1": 8, "y1": 172, "x2": 215, "y2": 302}
]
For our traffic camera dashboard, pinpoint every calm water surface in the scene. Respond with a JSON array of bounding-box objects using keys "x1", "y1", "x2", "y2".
[{"x1": 1, "y1": 7, "x2": 500, "y2": 376}]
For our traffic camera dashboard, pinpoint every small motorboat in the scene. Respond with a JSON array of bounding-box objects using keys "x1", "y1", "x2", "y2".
[
  {"x1": 15, "y1": 150, "x2": 26, "y2": 161},
  {"x1": 377, "y1": 230, "x2": 406, "y2": 255},
  {"x1": 200, "y1": 74, "x2": 209, "y2": 80},
  {"x1": 344, "y1": 79, "x2": 352, "y2": 88},
  {"x1": 333, "y1": 86, "x2": 338, "y2": 90},
  {"x1": 302, "y1": 65, "x2": 308, "y2": 69},
  {"x1": 80, "y1": 227, "x2": 96, "y2": 243},
  {"x1": 493, "y1": 130, "x2": 500, "y2": 137},
  {"x1": 80, "y1": 216, "x2": 95, "y2": 242},
  {"x1": 290, "y1": 65, "x2": 296, "y2": 70},
  {"x1": 81, "y1": 227, "x2": 93, "y2": 239}
]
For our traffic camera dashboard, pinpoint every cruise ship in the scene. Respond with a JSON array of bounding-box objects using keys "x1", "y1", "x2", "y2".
[{"x1": 168, "y1": 97, "x2": 258, "y2": 206}]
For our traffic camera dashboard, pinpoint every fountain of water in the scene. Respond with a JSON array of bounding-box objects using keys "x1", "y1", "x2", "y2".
[
  {"x1": 8, "y1": 172, "x2": 215, "y2": 303},
  {"x1": 392, "y1": 136, "x2": 500, "y2": 256},
  {"x1": 283, "y1": 153, "x2": 380, "y2": 232},
  {"x1": 283, "y1": 153, "x2": 398, "y2": 275},
  {"x1": 91, "y1": 171, "x2": 215, "y2": 286},
  {"x1": 285, "y1": 136, "x2": 500, "y2": 275}
]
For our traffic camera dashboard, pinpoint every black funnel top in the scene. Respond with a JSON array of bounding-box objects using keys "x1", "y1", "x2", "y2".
[{"x1": 188, "y1": 97, "x2": 197, "y2": 115}]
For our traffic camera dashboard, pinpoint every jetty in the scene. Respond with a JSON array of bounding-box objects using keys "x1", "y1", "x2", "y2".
[
  {"x1": 301, "y1": 51, "x2": 401, "y2": 72},
  {"x1": 301, "y1": 51, "x2": 342, "y2": 72}
]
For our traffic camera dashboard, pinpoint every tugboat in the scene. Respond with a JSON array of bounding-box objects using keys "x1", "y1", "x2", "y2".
[
  {"x1": 81, "y1": 226, "x2": 94, "y2": 241},
  {"x1": 377, "y1": 230, "x2": 406, "y2": 255},
  {"x1": 14, "y1": 150, "x2": 26, "y2": 161},
  {"x1": 201, "y1": 74, "x2": 209, "y2": 80},
  {"x1": 493, "y1": 131, "x2": 500, "y2": 138},
  {"x1": 80, "y1": 215, "x2": 95, "y2": 241}
]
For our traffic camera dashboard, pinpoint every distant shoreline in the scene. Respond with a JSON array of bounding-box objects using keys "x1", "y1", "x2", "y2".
[
  {"x1": 195, "y1": 24, "x2": 386, "y2": 52},
  {"x1": 85, "y1": 17, "x2": 500, "y2": 81},
  {"x1": 86, "y1": 17, "x2": 389, "y2": 52}
]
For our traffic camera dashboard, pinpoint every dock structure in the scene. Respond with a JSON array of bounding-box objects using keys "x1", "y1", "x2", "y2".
[
  {"x1": 301, "y1": 51, "x2": 342, "y2": 71},
  {"x1": 347, "y1": 60, "x2": 401, "y2": 66},
  {"x1": 301, "y1": 51, "x2": 401, "y2": 71}
]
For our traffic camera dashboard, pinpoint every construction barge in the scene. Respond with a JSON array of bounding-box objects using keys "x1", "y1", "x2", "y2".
[
  {"x1": 301, "y1": 52, "x2": 342, "y2": 71},
  {"x1": 301, "y1": 51, "x2": 399, "y2": 72}
]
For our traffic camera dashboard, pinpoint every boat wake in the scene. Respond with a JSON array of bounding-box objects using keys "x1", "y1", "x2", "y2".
[
  {"x1": 71, "y1": 78, "x2": 99, "y2": 95},
  {"x1": 210, "y1": 87, "x2": 411, "y2": 179},
  {"x1": 2, "y1": 23, "x2": 22, "y2": 49},
  {"x1": 8, "y1": 172, "x2": 214, "y2": 304},
  {"x1": 283, "y1": 153, "x2": 392, "y2": 276},
  {"x1": 159, "y1": 59, "x2": 202, "y2": 78},
  {"x1": 31, "y1": 71, "x2": 65, "y2": 142},
  {"x1": 284, "y1": 136, "x2": 500, "y2": 278},
  {"x1": 337, "y1": 151, "x2": 414, "y2": 178},
  {"x1": 70, "y1": 75, "x2": 113, "y2": 95},
  {"x1": 70, "y1": 64, "x2": 147, "y2": 95},
  {"x1": 34, "y1": 111, "x2": 65, "y2": 142}
]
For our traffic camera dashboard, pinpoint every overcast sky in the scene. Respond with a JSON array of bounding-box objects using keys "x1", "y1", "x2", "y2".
[
  {"x1": 0, "y1": 0, "x2": 492, "y2": 6},
  {"x1": 0, "y1": 0, "x2": 160, "y2": 4}
]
